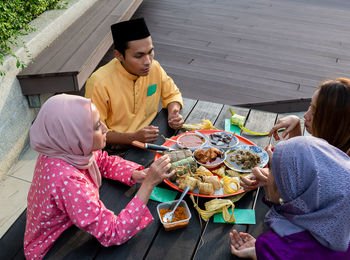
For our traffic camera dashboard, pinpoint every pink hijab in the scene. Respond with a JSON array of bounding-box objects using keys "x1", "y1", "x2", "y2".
[{"x1": 30, "y1": 94, "x2": 102, "y2": 187}]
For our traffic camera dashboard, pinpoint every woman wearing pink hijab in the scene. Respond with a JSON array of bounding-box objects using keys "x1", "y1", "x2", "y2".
[{"x1": 24, "y1": 94, "x2": 174, "y2": 260}]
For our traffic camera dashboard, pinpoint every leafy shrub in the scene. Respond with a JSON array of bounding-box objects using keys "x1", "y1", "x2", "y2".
[{"x1": 0, "y1": 0, "x2": 66, "y2": 75}]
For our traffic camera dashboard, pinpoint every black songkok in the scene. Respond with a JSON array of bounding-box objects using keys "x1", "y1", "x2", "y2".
[{"x1": 111, "y1": 18, "x2": 151, "y2": 50}]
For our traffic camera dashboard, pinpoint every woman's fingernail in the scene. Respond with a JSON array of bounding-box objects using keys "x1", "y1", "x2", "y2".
[{"x1": 252, "y1": 181, "x2": 258, "y2": 185}]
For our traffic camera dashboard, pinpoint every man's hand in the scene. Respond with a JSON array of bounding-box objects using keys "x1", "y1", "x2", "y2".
[
  {"x1": 168, "y1": 107, "x2": 184, "y2": 129},
  {"x1": 167, "y1": 101, "x2": 184, "y2": 129},
  {"x1": 134, "y1": 125, "x2": 159, "y2": 143}
]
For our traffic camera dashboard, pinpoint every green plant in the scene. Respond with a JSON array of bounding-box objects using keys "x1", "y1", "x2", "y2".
[{"x1": 0, "y1": 0, "x2": 67, "y2": 76}]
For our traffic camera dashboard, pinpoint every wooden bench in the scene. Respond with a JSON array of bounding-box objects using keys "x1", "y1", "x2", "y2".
[{"x1": 17, "y1": 0, "x2": 143, "y2": 107}]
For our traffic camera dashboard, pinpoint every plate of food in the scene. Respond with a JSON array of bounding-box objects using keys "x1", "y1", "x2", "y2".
[
  {"x1": 156, "y1": 130, "x2": 258, "y2": 198},
  {"x1": 224, "y1": 145, "x2": 269, "y2": 173},
  {"x1": 167, "y1": 164, "x2": 244, "y2": 198},
  {"x1": 208, "y1": 132, "x2": 239, "y2": 150},
  {"x1": 193, "y1": 146, "x2": 226, "y2": 169}
]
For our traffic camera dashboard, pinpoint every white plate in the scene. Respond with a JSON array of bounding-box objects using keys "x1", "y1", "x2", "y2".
[
  {"x1": 224, "y1": 145, "x2": 269, "y2": 172},
  {"x1": 208, "y1": 132, "x2": 239, "y2": 150}
]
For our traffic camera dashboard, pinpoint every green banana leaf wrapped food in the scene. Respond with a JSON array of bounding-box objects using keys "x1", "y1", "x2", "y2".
[
  {"x1": 163, "y1": 149, "x2": 192, "y2": 163},
  {"x1": 169, "y1": 157, "x2": 197, "y2": 182}
]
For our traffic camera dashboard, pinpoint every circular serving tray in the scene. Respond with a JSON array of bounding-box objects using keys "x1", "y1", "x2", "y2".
[{"x1": 154, "y1": 129, "x2": 258, "y2": 198}]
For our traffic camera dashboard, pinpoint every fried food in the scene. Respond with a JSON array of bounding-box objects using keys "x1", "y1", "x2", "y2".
[
  {"x1": 177, "y1": 175, "x2": 198, "y2": 192},
  {"x1": 198, "y1": 182, "x2": 214, "y2": 195},
  {"x1": 194, "y1": 147, "x2": 224, "y2": 164},
  {"x1": 212, "y1": 165, "x2": 226, "y2": 177},
  {"x1": 169, "y1": 166, "x2": 192, "y2": 182},
  {"x1": 226, "y1": 169, "x2": 241, "y2": 177},
  {"x1": 203, "y1": 175, "x2": 221, "y2": 190},
  {"x1": 196, "y1": 165, "x2": 213, "y2": 176}
]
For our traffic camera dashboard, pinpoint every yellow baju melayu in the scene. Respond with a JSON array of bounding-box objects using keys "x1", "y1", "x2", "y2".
[{"x1": 85, "y1": 58, "x2": 183, "y2": 133}]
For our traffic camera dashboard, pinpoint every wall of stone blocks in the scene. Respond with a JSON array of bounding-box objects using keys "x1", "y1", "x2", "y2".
[{"x1": 0, "y1": 0, "x2": 98, "y2": 180}]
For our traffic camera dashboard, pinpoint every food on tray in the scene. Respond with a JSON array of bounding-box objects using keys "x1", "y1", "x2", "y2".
[
  {"x1": 177, "y1": 133, "x2": 205, "y2": 149},
  {"x1": 198, "y1": 182, "x2": 214, "y2": 195},
  {"x1": 194, "y1": 147, "x2": 223, "y2": 164},
  {"x1": 162, "y1": 132, "x2": 260, "y2": 196},
  {"x1": 181, "y1": 119, "x2": 218, "y2": 131},
  {"x1": 170, "y1": 166, "x2": 192, "y2": 182},
  {"x1": 212, "y1": 165, "x2": 226, "y2": 177},
  {"x1": 163, "y1": 149, "x2": 192, "y2": 162},
  {"x1": 196, "y1": 166, "x2": 213, "y2": 176},
  {"x1": 203, "y1": 175, "x2": 221, "y2": 190},
  {"x1": 170, "y1": 157, "x2": 197, "y2": 174},
  {"x1": 231, "y1": 149, "x2": 261, "y2": 170},
  {"x1": 222, "y1": 176, "x2": 240, "y2": 194},
  {"x1": 177, "y1": 175, "x2": 198, "y2": 192},
  {"x1": 226, "y1": 169, "x2": 248, "y2": 178},
  {"x1": 209, "y1": 132, "x2": 233, "y2": 146}
]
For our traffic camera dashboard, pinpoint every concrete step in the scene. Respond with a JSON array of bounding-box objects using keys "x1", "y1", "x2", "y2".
[{"x1": 0, "y1": 147, "x2": 37, "y2": 238}]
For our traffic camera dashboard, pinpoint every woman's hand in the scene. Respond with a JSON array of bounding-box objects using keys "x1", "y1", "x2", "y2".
[
  {"x1": 137, "y1": 155, "x2": 175, "y2": 204},
  {"x1": 268, "y1": 115, "x2": 301, "y2": 140},
  {"x1": 265, "y1": 144, "x2": 274, "y2": 163},
  {"x1": 144, "y1": 155, "x2": 174, "y2": 187},
  {"x1": 240, "y1": 167, "x2": 269, "y2": 191},
  {"x1": 131, "y1": 168, "x2": 149, "y2": 184},
  {"x1": 230, "y1": 229, "x2": 257, "y2": 260}
]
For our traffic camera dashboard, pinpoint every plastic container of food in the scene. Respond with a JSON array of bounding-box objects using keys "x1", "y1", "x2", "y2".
[{"x1": 157, "y1": 200, "x2": 191, "y2": 231}]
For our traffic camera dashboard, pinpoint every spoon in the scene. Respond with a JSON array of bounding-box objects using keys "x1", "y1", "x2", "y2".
[
  {"x1": 162, "y1": 186, "x2": 190, "y2": 223},
  {"x1": 161, "y1": 135, "x2": 178, "y2": 143}
]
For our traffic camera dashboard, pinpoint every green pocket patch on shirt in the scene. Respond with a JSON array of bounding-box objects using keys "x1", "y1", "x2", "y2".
[{"x1": 147, "y1": 84, "x2": 157, "y2": 96}]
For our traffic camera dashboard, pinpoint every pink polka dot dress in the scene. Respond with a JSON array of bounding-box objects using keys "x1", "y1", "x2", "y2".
[{"x1": 24, "y1": 150, "x2": 154, "y2": 260}]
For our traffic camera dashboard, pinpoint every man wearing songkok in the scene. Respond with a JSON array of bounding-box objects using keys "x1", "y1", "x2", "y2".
[{"x1": 85, "y1": 18, "x2": 183, "y2": 152}]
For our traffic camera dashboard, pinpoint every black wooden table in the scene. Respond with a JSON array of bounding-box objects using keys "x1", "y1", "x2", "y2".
[{"x1": 1, "y1": 98, "x2": 307, "y2": 260}]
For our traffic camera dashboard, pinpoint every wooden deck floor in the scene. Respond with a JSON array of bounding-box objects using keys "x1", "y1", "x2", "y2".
[{"x1": 96, "y1": 0, "x2": 350, "y2": 112}]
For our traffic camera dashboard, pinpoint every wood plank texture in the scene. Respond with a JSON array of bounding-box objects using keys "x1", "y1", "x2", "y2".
[
  {"x1": 129, "y1": 0, "x2": 350, "y2": 111},
  {"x1": 1, "y1": 96, "x2": 310, "y2": 259},
  {"x1": 195, "y1": 107, "x2": 276, "y2": 259},
  {"x1": 145, "y1": 100, "x2": 224, "y2": 260},
  {"x1": 0, "y1": 210, "x2": 26, "y2": 260}
]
